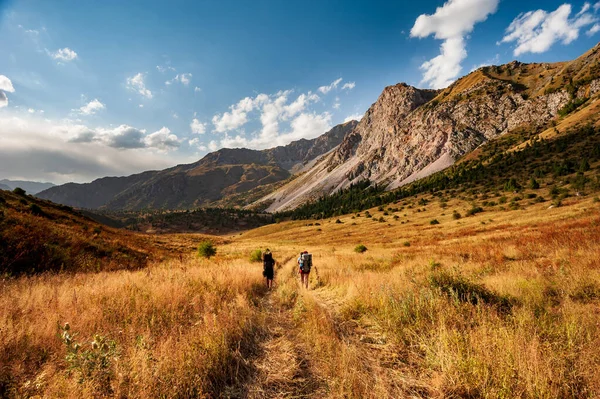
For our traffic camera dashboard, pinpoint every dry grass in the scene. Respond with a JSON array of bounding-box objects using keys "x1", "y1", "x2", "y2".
[{"x1": 2, "y1": 191, "x2": 600, "y2": 397}]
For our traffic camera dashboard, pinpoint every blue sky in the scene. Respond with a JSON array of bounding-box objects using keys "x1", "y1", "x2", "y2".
[{"x1": 0, "y1": 0, "x2": 599, "y2": 183}]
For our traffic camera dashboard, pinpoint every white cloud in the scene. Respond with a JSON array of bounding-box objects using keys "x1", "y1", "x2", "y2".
[
  {"x1": 501, "y1": 4, "x2": 597, "y2": 56},
  {"x1": 194, "y1": 86, "x2": 202, "y2": 93},
  {"x1": 190, "y1": 118, "x2": 206, "y2": 134},
  {"x1": 79, "y1": 99, "x2": 105, "y2": 115},
  {"x1": 595, "y1": 1, "x2": 600, "y2": 12},
  {"x1": 0, "y1": 116, "x2": 180, "y2": 183},
  {"x1": 341, "y1": 82, "x2": 356, "y2": 91},
  {"x1": 166, "y1": 73, "x2": 192, "y2": 86},
  {"x1": 50, "y1": 47, "x2": 78, "y2": 62},
  {"x1": 212, "y1": 96, "x2": 257, "y2": 133},
  {"x1": 156, "y1": 65, "x2": 176, "y2": 73},
  {"x1": 344, "y1": 113, "x2": 363, "y2": 123},
  {"x1": 587, "y1": 23, "x2": 600, "y2": 36},
  {"x1": 28, "y1": 108, "x2": 35, "y2": 113},
  {"x1": 333, "y1": 97, "x2": 341, "y2": 109},
  {"x1": 126, "y1": 73, "x2": 153, "y2": 99},
  {"x1": 139, "y1": 104, "x2": 144, "y2": 108},
  {"x1": 143, "y1": 127, "x2": 180, "y2": 150},
  {"x1": 208, "y1": 140, "x2": 219, "y2": 152},
  {"x1": 0, "y1": 75, "x2": 15, "y2": 108},
  {"x1": 411, "y1": 0, "x2": 499, "y2": 89},
  {"x1": 318, "y1": 78, "x2": 343, "y2": 94}
]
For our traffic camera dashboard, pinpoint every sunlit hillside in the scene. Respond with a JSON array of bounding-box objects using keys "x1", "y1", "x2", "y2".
[{"x1": 2, "y1": 187, "x2": 600, "y2": 397}]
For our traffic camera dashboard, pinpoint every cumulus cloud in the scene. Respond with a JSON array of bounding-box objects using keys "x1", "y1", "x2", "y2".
[
  {"x1": 79, "y1": 99, "x2": 105, "y2": 115},
  {"x1": 0, "y1": 116, "x2": 179, "y2": 183},
  {"x1": 344, "y1": 113, "x2": 363, "y2": 123},
  {"x1": 589, "y1": 23, "x2": 600, "y2": 35},
  {"x1": 0, "y1": 75, "x2": 15, "y2": 108},
  {"x1": 411, "y1": 0, "x2": 499, "y2": 89},
  {"x1": 143, "y1": 127, "x2": 180, "y2": 150},
  {"x1": 194, "y1": 86, "x2": 202, "y2": 93},
  {"x1": 126, "y1": 73, "x2": 153, "y2": 99},
  {"x1": 501, "y1": 3, "x2": 597, "y2": 56},
  {"x1": 166, "y1": 73, "x2": 192, "y2": 86},
  {"x1": 190, "y1": 118, "x2": 206, "y2": 134},
  {"x1": 212, "y1": 96, "x2": 257, "y2": 133},
  {"x1": 341, "y1": 82, "x2": 356, "y2": 91},
  {"x1": 50, "y1": 47, "x2": 78, "y2": 62},
  {"x1": 318, "y1": 78, "x2": 343, "y2": 94}
]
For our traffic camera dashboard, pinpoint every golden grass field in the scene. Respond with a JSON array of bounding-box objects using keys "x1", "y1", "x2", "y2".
[{"x1": 2, "y1": 188, "x2": 600, "y2": 398}]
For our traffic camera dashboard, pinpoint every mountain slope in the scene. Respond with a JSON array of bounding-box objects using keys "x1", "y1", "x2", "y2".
[
  {"x1": 258, "y1": 43, "x2": 600, "y2": 212},
  {"x1": 37, "y1": 121, "x2": 357, "y2": 210},
  {"x1": 0, "y1": 179, "x2": 55, "y2": 194}
]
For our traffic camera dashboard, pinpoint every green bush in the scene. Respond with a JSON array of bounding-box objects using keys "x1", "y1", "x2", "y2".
[
  {"x1": 13, "y1": 187, "x2": 26, "y2": 196},
  {"x1": 197, "y1": 241, "x2": 217, "y2": 258},
  {"x1": 354, "y1": 244, "x2": 368, "y2": 253},
  {"x1": 430, "y1": 219, "x2": 440, "y2": 225},
  {"x1": 466, "y1": 206, "x2": 484, "y2": 216},
  {"x1": 249, "y1": 249, "x2": 262, "y2": 262},
  {"x1": 452, "y1": 210, "x2": 462, "y2": 220},
  {"x1": 335, "y1": 219, "x2": 343, "y2": 224}
]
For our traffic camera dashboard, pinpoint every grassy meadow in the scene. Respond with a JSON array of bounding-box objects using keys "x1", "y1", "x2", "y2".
[{"x1": 2, "y1": 187, "x2": 600, "y2": 398}]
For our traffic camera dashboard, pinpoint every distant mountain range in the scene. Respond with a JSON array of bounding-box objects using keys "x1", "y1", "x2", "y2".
[
  {"x1": 37, "y1": 121, "x2": 357, "y2": 210},
  {"x1": 37, "y1": 43, "x2": 600, "y2": 213},
  {"x1": 0, "y1": 179, "x2": 55, "y2": 195}
]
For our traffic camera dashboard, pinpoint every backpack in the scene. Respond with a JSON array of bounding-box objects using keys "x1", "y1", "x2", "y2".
[
  {"x1": 300, "y1": 253, "x2": 312, "y2": 272},
  {"x1": 263, "y1": 252, "x2": 274, "y2": 270}
]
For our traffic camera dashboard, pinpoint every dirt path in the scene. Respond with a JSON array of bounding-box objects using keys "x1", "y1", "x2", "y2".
[
  {"x1": 237, "y1": 257, "x2": 429, "y2": 398},
  {"x1": 242, "y1": 256, "x2": 326, "y2": 399}
]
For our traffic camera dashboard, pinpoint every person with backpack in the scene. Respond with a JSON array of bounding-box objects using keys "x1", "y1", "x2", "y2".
[
  {"x1": 262, "y1": 249, "x2": 275, "y2": 289},
  {"x1": 297, "y1": 250, "x2": 312, "y2": 289}
]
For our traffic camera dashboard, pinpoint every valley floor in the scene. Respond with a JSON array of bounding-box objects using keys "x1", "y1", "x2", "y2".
[{"x1": 2, "y1": 191, "x2": 600, "y2": 398}]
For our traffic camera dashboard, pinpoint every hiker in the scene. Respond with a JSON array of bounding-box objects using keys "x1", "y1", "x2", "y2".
[
  {"x1": 262, "y1": 249, "x2": 275, "y2": 289},
  {"x1": 297, "y1": 250, "x2": 312, "y2": 289}
]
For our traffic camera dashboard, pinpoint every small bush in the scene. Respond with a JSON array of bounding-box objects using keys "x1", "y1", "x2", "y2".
[
  {"x1": 429, "y1": 271, "x2": 515, "y2": 314},
  {"x1": 466, "y1": 206, "x2": 484, "y2": 216},
  {"x1": 197, "y1": 241, "x2": 217, "y2": 258},
  {"x1": 335, "y1": 219, "x2": 343, "y2": 224},
  {"x1": 29, "y1": 203, "x2": 44, "y2": 216},
  {"x1": 249, "y1": 249, "x2": 262, "y2": 263},
  {"x1": 430, "y1": 219, "x2": 440, "y2": 225},
  {"x1": 354, "y1": 244, "x2": 368, "y2": 253},
  {"x1": 403, "y1": 241, "x2": 410, "y2": 247},
  {"x1": 13, "y1": 187, "x2": 26, "y2": 196},
  {"x1": 452, "y1": 210, "x2": 462, "y2": 220}
]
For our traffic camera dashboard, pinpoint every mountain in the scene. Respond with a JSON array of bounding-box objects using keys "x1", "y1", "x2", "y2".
[
  {"x1": 37, "y1": 121, "x2": 357, "y2": 210},
  {"x1": 257, "y1": 43, "x2": 600, "y2": 212},
  {"x1": 0, "y1": 179, "x2": 55, "y2": 194}
]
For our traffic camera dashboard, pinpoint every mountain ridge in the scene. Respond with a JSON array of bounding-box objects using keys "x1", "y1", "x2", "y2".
[
  {"x1": 257, "y1": 43, "x2": 600, "y2": 212},
  {"x1": 37, "y1": 121, "x2": 358, "y2": 210}
]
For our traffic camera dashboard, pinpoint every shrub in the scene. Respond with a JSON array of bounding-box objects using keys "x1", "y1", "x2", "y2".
[
  {"x1": 335, "y1": 219, "x2": 343, "y2": 224},
  {"x1": 466, "y1": 206, "x2": 484, "y2": 216},
  {"x1": 429, "y1": 271, "x2": 515, "y2": 314},
  {"x1": 430, "y1": 219, "x2": 440, "y2": 225},
  {"x1": 452, "y1": 210, "x2": 462, "y2": 220},
  {"x1": 378, "y1": 217, "x2": 386, "y2": 222},
  {"x1": 354, "y1": 244, "x2": 368, "y2": 253},
  {"x1": 529, "y1": 177, "x2": 540, "y2": 189},
  {"x1": 249, "y1": 249, "x2": 262, "y2": 263},
  {"x1": 29, "y1": 203, "x2": 44, "y2": 216},
  {"x1": 197, "y1": 241, "x2": 217, "y2": 258},
  {"x1": 403, "y1": 241, "x2": 410, "y2": 247},
  {"x1": 13, "y1": 187, "x2": 26, "y2": 196}
]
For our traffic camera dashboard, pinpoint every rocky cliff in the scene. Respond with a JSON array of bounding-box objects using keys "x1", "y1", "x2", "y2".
[
  {"x1": 37, "y1": 121, "x2": 357, "y2": 210},
  {"x1": 259, "y1": 43, "x2": 600, "y2": 212}
]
